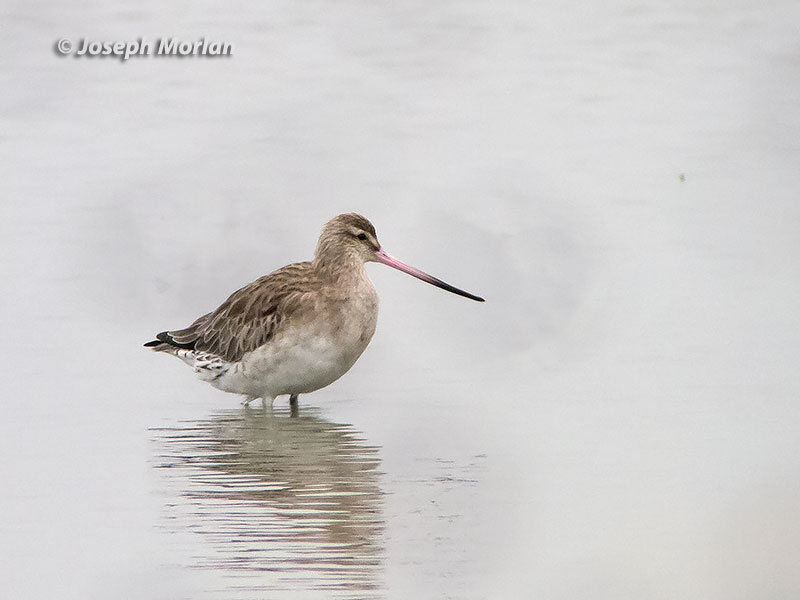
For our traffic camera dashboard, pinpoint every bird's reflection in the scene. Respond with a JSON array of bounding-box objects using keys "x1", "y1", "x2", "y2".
[{"x1": 153, "y1": 406, "x2": 385, "y2": 598}]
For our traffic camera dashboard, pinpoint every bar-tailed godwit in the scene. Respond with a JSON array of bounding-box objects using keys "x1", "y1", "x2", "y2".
[{"x1": 145, "y1": 213, "x2": 484, "y2": 407}]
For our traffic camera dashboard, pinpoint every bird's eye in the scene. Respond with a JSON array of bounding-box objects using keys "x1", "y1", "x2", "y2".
[{"x1": 357, "y1": 233, "x2": 367, "y2": 241}]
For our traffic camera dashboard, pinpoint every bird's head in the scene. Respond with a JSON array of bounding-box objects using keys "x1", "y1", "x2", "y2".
[
  {"x1": 314, "y1": 213, "x2": 381, "y2": 266},
  {"x1": 314, "y1": 213, "x2": 484, "y2": 302}
]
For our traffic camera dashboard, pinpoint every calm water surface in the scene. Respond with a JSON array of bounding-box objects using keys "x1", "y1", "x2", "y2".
[
  {"x1": 2, "y1": 0, "x2": 799, "y2": 598},
  {"x1": 152, "y1": 407, "x2": 385, "y2": 599}
]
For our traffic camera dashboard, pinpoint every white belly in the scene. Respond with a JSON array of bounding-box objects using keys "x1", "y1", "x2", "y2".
[{"x1": 212, "y1": 288, "x2": 379, "y2": 399}]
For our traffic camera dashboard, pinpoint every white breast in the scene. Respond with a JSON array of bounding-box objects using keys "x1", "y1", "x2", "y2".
[{"x1": 214, "y1": 278, "x2": 379, "y2": 399}]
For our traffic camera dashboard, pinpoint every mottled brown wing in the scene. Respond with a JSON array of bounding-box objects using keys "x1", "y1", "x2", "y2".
[{"x1": 162, "y1": 261, "x2": 316, "y2": 362}]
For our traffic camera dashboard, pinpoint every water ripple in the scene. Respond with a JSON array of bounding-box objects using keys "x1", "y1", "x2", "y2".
[{"x1": 151, "y1": 407, "x2": 385, "y2": 599}]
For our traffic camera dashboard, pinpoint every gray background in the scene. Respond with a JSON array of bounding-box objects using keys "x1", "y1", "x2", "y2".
[{"x1": 2, "y1": 1, "x2": 799, "y2": 598}]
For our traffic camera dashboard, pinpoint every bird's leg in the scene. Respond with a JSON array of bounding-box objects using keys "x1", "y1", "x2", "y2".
[
  {"x1": 289, "y1": 394, "x2": 299, "y2": 417},
  {"x1": 261, "y1": 395, "x2": 275, "y2": 409}
]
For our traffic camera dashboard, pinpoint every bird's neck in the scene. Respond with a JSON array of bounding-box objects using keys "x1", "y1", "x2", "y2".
[{"x1": 312, "y1": 251, "x2": 367, "y2": 285}]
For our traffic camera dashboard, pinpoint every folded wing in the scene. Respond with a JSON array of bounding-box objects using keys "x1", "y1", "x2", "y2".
[{"x1": 145, "y1": 261, "x2": 315, "y2": 363}]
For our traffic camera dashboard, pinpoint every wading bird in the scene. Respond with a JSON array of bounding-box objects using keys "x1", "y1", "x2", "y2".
[{"x1": 145, "y1": 213, "x2": 484, "y2": 407}]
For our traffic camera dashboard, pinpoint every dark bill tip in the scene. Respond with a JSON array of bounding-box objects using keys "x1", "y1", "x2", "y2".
[{"x1": 375, "y1": 249, "x2": 485, "y2": 302}]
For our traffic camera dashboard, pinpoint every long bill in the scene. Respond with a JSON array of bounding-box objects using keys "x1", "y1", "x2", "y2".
[{"x1": 375, "y1": 248, "x2": 485, "y2": 302}]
